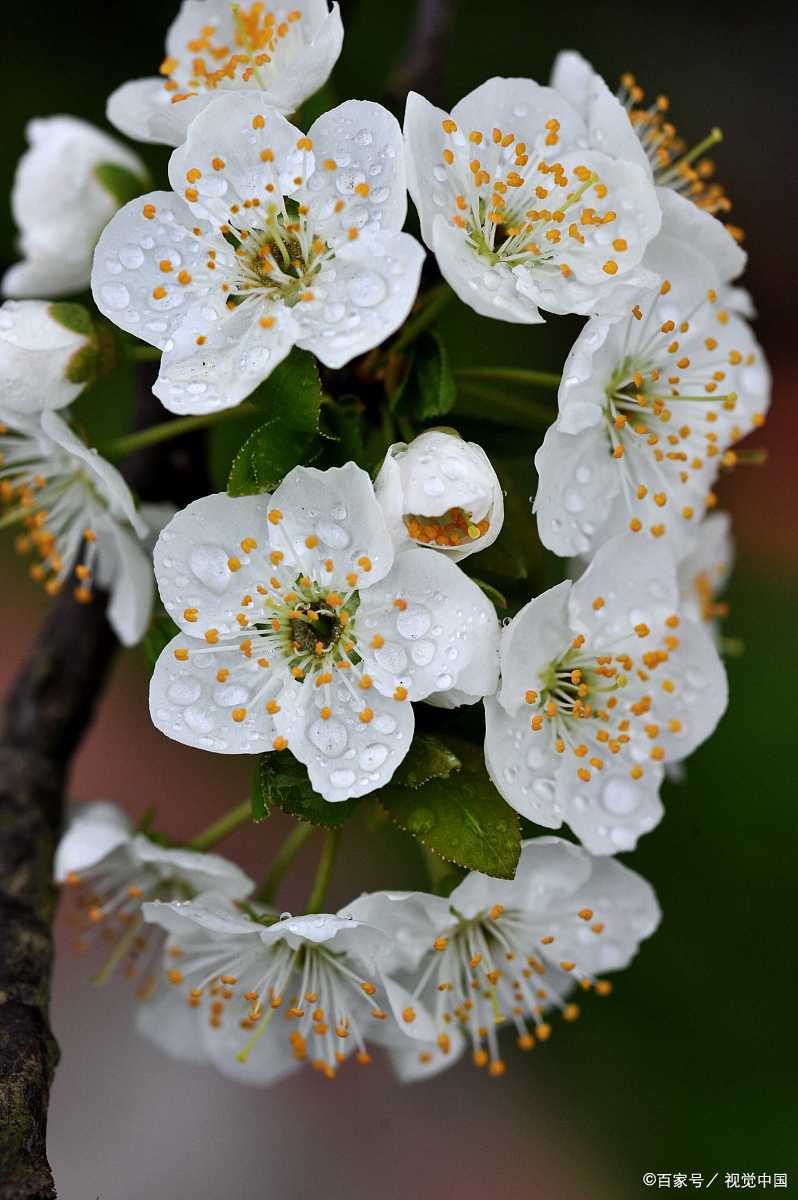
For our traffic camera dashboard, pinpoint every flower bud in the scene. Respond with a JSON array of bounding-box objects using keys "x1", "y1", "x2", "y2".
[
  {"x1": 0, "y1": 300, "x2": 103, "y2": 412},
  {"x1": 375, "y1": 430, "x2": 504, "y2": 560},
  {"x1": 3, "y1": 116, "x2": 147, "y2": 299}
]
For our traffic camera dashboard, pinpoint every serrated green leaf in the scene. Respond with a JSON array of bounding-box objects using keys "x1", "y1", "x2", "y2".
[
  {"x1": 392, "y1": 331, "x2": 457, "y2": 421},
  {"x1": 380, "y1": 763, "x2": 521, "y2": 880},
  {"x1": 246, "y1": 347, "x2": 323, "y2": 432},
  {"x1": 143, "y1": 613, "x2": 180, "y2": 671},
  {"x1": 259, "y1": 753, "x2": 361, "y2": 829},
  {"x1": 392, "y1": 734, "x2": 461, "y2": 789},
  {"x1": 228, "y1": 420, "x2": 319, "y2": 496},
  {"x1": 250, "y1": 765, "x2": 271, "y2": 823},
  {"x1": 94, "y1": 162, "x2": 148, "y2": 207}
]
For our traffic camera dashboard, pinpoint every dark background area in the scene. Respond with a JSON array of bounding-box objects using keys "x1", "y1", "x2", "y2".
[{"x1": 1, "y1": 2, "x2": 796, "y2": 1196}]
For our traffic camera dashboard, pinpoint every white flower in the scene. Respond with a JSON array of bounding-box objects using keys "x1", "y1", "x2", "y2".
[
  {"x1": 403, "y1": 77, "x2": 661, "y2": 324},
  {"x1": 138, "y1": 894, "x2": 418, "y2": 1083},
  {"x1": 149, "y1": 463, "x2": 499, "y2": 800},
  {"x1": 534, "y1": 192, "x2": 769, "y2": 562},
  {"x1": 107, "y1": 0, "x2": 344, "y2": 148},
  {"x1": 3, "y1": 116, "x2": 147, "y2": 299},
  {"x1": 374, "y1": 430, "x2": 504, "y2": 562},
  {"x1": 483, "y1": 534, "x2": 728, "y2": 854},
  {"x1": 0, "y1": 300, "x2": 97, "y2": 414},
  {"x1": 677, "y1": 511, "x2": 733, "y2": 631},
  {"x1": 551, "y1": 52, "x2": 739, "y2": 232},
  {"x1": 0, "y1": 408, "x2": 154, "y2": 645},
  {"x1": 92, "y1": 93, "x2": 424, "y2": 415},
  {"x1": 344, "y1": 836, "x2": 660, "y2": 1079},
  {"x1": 56, "y1": 803, "x2": 253, "y2": 995}
]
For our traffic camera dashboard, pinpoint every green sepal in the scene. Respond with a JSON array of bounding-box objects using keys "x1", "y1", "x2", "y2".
[
  {"x1": 94, "y1": 162, "x2": 148, "y2": 207},
  {"x1": 48, "y1": 301, "x2": 95, "y2": 341}
]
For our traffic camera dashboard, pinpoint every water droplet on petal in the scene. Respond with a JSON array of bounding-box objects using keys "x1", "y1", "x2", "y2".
[
  {"x1": 189, "y1": 543, "x2": 231, "y2": 595},
  {"x1": 100, "y1": 282, "x2": 130, "y2": 311}
]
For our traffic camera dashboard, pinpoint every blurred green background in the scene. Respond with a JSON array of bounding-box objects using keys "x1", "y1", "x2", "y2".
[{"x1": 1, "y1": 2, "x2": 796, "y2": 1196}]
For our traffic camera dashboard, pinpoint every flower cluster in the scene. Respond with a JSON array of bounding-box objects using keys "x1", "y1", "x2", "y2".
[{"x1": 0, "y1": 0, "x2": 768, "y2": 1095}]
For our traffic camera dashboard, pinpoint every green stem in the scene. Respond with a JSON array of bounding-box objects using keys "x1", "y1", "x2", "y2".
[
  {"x1": 390, "y1": 282, "x2": 453, "y2": 354},
  {"x1": 256, "y1": 823, "x2": 314, "y2": 905},
  {"x1": 454, "y1": 381, "x2": 556, "y2": 430},
  {"x1": 125, "y1": 344, "x2": 162, "y2": 363},
  {"x1": 103, "y1": 403, "x2": 257, "y2": 460},
  {"x1": 455, "y1": 366, "x2": 561, "y2": 390},
  {"x1": 305, "y1": 829, "x2": 340, "y2": 914},
  {"x1": 189, "y1": 800, "x2": 252, "y2": 851}
]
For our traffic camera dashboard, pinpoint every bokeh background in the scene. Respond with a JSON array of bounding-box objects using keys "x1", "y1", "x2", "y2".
[{"x1": 2, "y1": 2, "x2": 796, "y2": 1196}]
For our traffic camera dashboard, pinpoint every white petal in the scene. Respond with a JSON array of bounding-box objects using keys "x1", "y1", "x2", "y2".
[
  {"x1": 54, "y1": 802, "x2": 132, "y2": 880},
  {"x1": 132, "y1": 837, "x2": 254, "y2": 898},
  {"x1": 200, "y1": 1001, "x2": 302, "y2": 1087},
  {"x1": 653, "y1": 187, "x2": 746, "y2": 288},
  {"x1": 483, "y1": 695, "x2": 563, "y2": 828},
  {"x1": 135, "y1": 986, "x2": 210, "y2": 1065},
  {"x1": 168, "y1": 96, "x2": 307, "y2": 225},
  {"x1": 268, "y1": 462, "x2": 395, "y2": 589},
  {"x1": 568, "y1": 533, "x2": 679, "y2": 645},
  {"x1": 142, "y1": 892, "x2": 259, "y2": 938},
  {"x1": 403, "y1": 91, "x2": 459, "y2": 247},
  {"x1": 358, "y1": 548, "x2": 500, "y2": 702},
  {"x1": 0, "y1": 300, "x2": 87, "y2": 413},
  {"x1": 555, "y1": 756, "x2": 665, "y2": 855},
  {"x1": 660, "y1": 617, "x2": 728, "y2": 758},
  {"x1": 372, "y1": 448, "x2": 408, "y2": 549},
  {"x1": 295, "y1": 231, "x2": 425, "y2": 368},
  {"x1": 102, "y1": 522, "x2": 154, "y2": 647},
  {"x1": 425, "y1": 605, "x2": 500, "y2": 708},
  {"x1": 91, "y1": 190, "x2": 208, "y2": 350},
  {"x1": 340, "y1": 890, "x2": 450, "y2": 972},
  {"x1": 432, "y1": 215, "x2": 545, "y2": 324},
  {"x1": 154, "y1": 297, "x2": 299, "y2": 415},
  {"x1": 259, "y1": 3, "x2": 344, "y2": 114},
  {"x1": 496, "y1": 581, "x2": 572, "y2": 715},
  {"x1": 549, "y1": 50, "x2": 596, "y2": 115},
  {"x1": 533, "y1": 423, "x2": 622, "y2": 559},
  {"x1": 551, "y1": 54, "x2": 651, "y2": 174},
  {"x1": 149, "y1": 633, "x2": 290, "y2": 755},
  {"x1": 304, "y1": 100, "x2": 408, "y2": 243},
  {"x1": 387, "y1": 1028, "x2": 467, "y2": 1082},
  {"x1": 451, "y1": 76, "x2": 586, "y2": 150},
  {"x1": 677, "y1": 511, "x2": 734, "y2": 625},
  {"x1": 154, "y1": 491, "x2": 272, "y2": 637},
  {"x1": 106, "y1": 78, "x2": 199, "y2": 147},
  {"x1": 452, "y1": 834, "x2": 592, "y2": 916},
  {"x1": 279, "y1": 673, "x2": 415, "y2": 803}
]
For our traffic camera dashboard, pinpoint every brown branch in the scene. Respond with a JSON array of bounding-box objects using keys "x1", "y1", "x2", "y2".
[
  {"x1": 0, "y1": 365, "x2": 209, "y2": 1199},
  {"x1": 386, "y1": 0, "x2": 457, "y2": 109}
]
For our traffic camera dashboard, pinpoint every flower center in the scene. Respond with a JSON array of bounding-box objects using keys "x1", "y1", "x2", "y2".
[
  {"x1": 413, "y1": 904, "x2": 610, "y2": 1076},
  {"x1": 437, "y1": 116, "x2": 625, "y2": 280},
  {"x1": 404, "y1": 506, "x2": 489, "y2": 548},
  {"x1": 230, "y1": 200, "x2": 334, "y2": 308}
]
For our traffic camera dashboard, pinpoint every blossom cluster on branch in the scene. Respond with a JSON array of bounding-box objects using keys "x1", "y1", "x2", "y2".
[{"x1": 1, "y1": 0, "x2": 769, "y2": 1088}]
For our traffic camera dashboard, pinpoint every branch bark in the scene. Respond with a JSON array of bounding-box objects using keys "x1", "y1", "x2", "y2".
[
  {"x1": 0, "y1": 365, "x2": 209, "y2": 1199},
  {"x1": 386, "y1": 0, "x2": 457, "y2": 109}
]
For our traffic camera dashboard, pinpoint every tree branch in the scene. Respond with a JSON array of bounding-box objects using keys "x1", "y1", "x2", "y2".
[
  {"x1": 386, "y1": 0, "x2": 457, "y2": 109},
  {"x1": 0, "y1": 365, "x2": 209, "y2": 1199}
]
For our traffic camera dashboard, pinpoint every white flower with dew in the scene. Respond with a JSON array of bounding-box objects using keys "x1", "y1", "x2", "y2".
[
  {"x1": 677, "y1": 510, "x2": 733, "y2": 632},
  {"x1": 92, "y1": 93, "x2": 424, "y2": 415},
  {"x1": 149, "y1": 463, "x2": 500, "y2": 801},
  {"x1": 0, "y1": 408, "x2": 154, "y2": 645},
  {"x1": 3, "y1": 116, "x2": 147, "y2": 300},
  {"x1": 0, "y1": 300, "x2": 98, "y2": 414},
  {"x1": 108, "y1": 0, "x2": 344, "y2": 148},
  {"x1": 344, "y1": 836, "x2": 660, "y2": 1080},
  {"x1": 483, "y1": 534, "x2": 728, "y2": 854},
  {"x1": 551, "y1": 52, "x2": 741, "y2": 237},
  {"x1": 374, "y1": 430, "x2": 504, "y2": 562},
  {"x1": 403, "y1": 77, "x2": 662, "y2": 325},
  {"x1": 55, "y1": 803, "x2": 253, "y2": 997},
  {"x1": 534, "y1": 192, "x2": 769, "y2": 563},
  {"x1": 139, "y1": 894, "x2": 421, "y2": 1083}
]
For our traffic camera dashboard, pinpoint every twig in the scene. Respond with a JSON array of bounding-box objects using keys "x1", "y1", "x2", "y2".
[{"x1": 386, "y1": 0, "x2": 457, "y2": 109}]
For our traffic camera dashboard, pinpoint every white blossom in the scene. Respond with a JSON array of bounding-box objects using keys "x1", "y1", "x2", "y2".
[
  {"x1": 149, "y1": 463, "x2": 499, "y2": 800},
  {"x1": 3, "y1": 116, "x2": 147, "y2": 299},
  {"x1": 0, "y1": 408, "x2": 154, "y2": 645},
  {"x1": 108, "y1": 0, "x2": 344, "y2": 148},
  {"x1": 92, "y1": 93, "x2": 424, "y2": 415},
  {"x1": 56, "y1": 803, "x2": 253, "y2": 995},
  {"x1": 138, "y1": 894, "x2": 420, "y2": 1083},
  {"x1": 534, "y1": 191, "x2": 769, "y2": 562},
  {"x1": 374, "y1": 430, "x2": 504, "y2": 562},
  {"x1": 345, "y1": 836, "x2": 660, "y2": 1079},
  {"x1": 483, "y1": 534, "x2": 728, "y2": 854},
  {"x1": 0, "y1": 300, "x2": 96, "y2": 414},
  {"x1": 677, "y1": 511, "x2": 733, "y2": 631},
  {"x1": 403, "y1": 77, "x2": 661, "y2": 324}
]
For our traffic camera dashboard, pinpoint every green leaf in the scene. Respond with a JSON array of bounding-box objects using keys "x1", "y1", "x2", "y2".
[
  {"x1": 227, "y1": 348, "x2": 325, "y2": 495},
  {"x1": 48, "y1": 301, "x2": 95, "y2": 341},
  {"x1": 259, "y1": 753, "x2": 362, "y2": 829},
  {"x1": 250, "y1": 765, "x2": 271, "y2": 824},
  {"x1": 320, "y1": 395, "x2": 367, "y2": 467},
  {"x1": 392, "y1": 734, "x2": 461, "y2": 788},
  {"x1": 143, "y1": 613, "x2": 180, "y2": 671},
  {"x1": 392, "y1": 331, "x2": 457, "y2": 421},
  {"x1": 380, "y1": 759, "x2": 521, "y2": 880},
  {"x1": 64, "y1": 344, "x2": 100, "y2": 384},
  {"x1": 94, "y1": 162, "x2": 148, "y2": 207}
]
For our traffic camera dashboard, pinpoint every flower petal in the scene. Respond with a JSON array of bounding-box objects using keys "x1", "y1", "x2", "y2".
[
  {"x1": 303, "y1": 99, "x2": 408, "y2": 243},
  {"x1": 358, "y1": 547, "x2": 500, "y2": 702},
  {"x1": 295, "y1": 231, "x2": 425, "y2": 369},
  {"x1": 132, "y1": 837, "x2": 254, "y2": 899},
  {"x1": 268, "y1": 462, "x2": 395, "y2": 589},
  {"x1": 100, "y1": 522, "x2": 154, "y2": 647},
  {"x1": 568, "y1": 533, "x2": 679, "y2": 647},
  {"x1": 403, "y1": 91, "x2": 460, "y2": 247},
  {"x1": 483, "y1": 695, "x2": 563, "y2": 828},
  {"x1": 432, "y1": 215, "x2": 545, "y2": 324},
  {"x1": 554, "y1": 755, "x2": 666, "y2": 855},
  {"x1": 135, "y1": 986, "x2": 210, "y2": 1065},
  {"x1": 496, "y1": 581, "x2": 573, "y2": 715},
  {"x1": 154, "y1": 492, "x2": 272, "y2": 637},
  {"x1": 550, "y1": 51, "x2": 651, "y2": 174},
  {"x1": 533, "y1": 423, "x2": 622, "y2": 559},
  {"x1": 54, "y1": 802, "x2": 132, "y2": 880},
  {"x1": 150, "y1": 633, "x2": 290, "y2": 755},
  {"x1": 259, "y1": 2, "x2": 344, "y2": 115},
  {"x1": 278, "y1": 673, "x2": 415, "y2": 803}
]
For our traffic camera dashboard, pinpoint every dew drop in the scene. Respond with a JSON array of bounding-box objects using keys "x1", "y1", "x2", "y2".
[
  {"x1": 396, "y1": 603, "x2": 432, "y2": 641},
  {"x1": 348, "y1": 271, "x2": 388, "y2": 308},
  {"x1": 119, "y1": 245, "x2": 144, "y2": 270},
  {"x1": 189, "y1": 543, "x2": 231, "y2": 594},
  {"x1": 601, "y1": 778, "x2": 640, "y2": 815},
  {"x1": 167, "y1": 679, "x2": 202, "y2": 706},
  {"x1": 375, "y1": 642, "x2": 408, "y2": 673},
  {"x1": 183, "y1": 705, "x2": 215, "y2": 734},
  {"x1": 315, "y1": 519, "x2": 350, "y2": 549},
  {"x1": 309, "y1": 718, "x2": 348, "y2": 758},
  {"x1": 100, "y1": 282, "x2": 130, "y2": 311},
  {"x1": 359, "y1": 743, "x2": 389, "y2": 771},
  {"x1": 330, "y1": 768, "x2": 356, "y2": 788},
  {"x1": 213, "y1": 684, "x2": 249, "y2": 707},
  {"x1": 410, "y1": 640, "x2": 435, "y2": 666}
]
